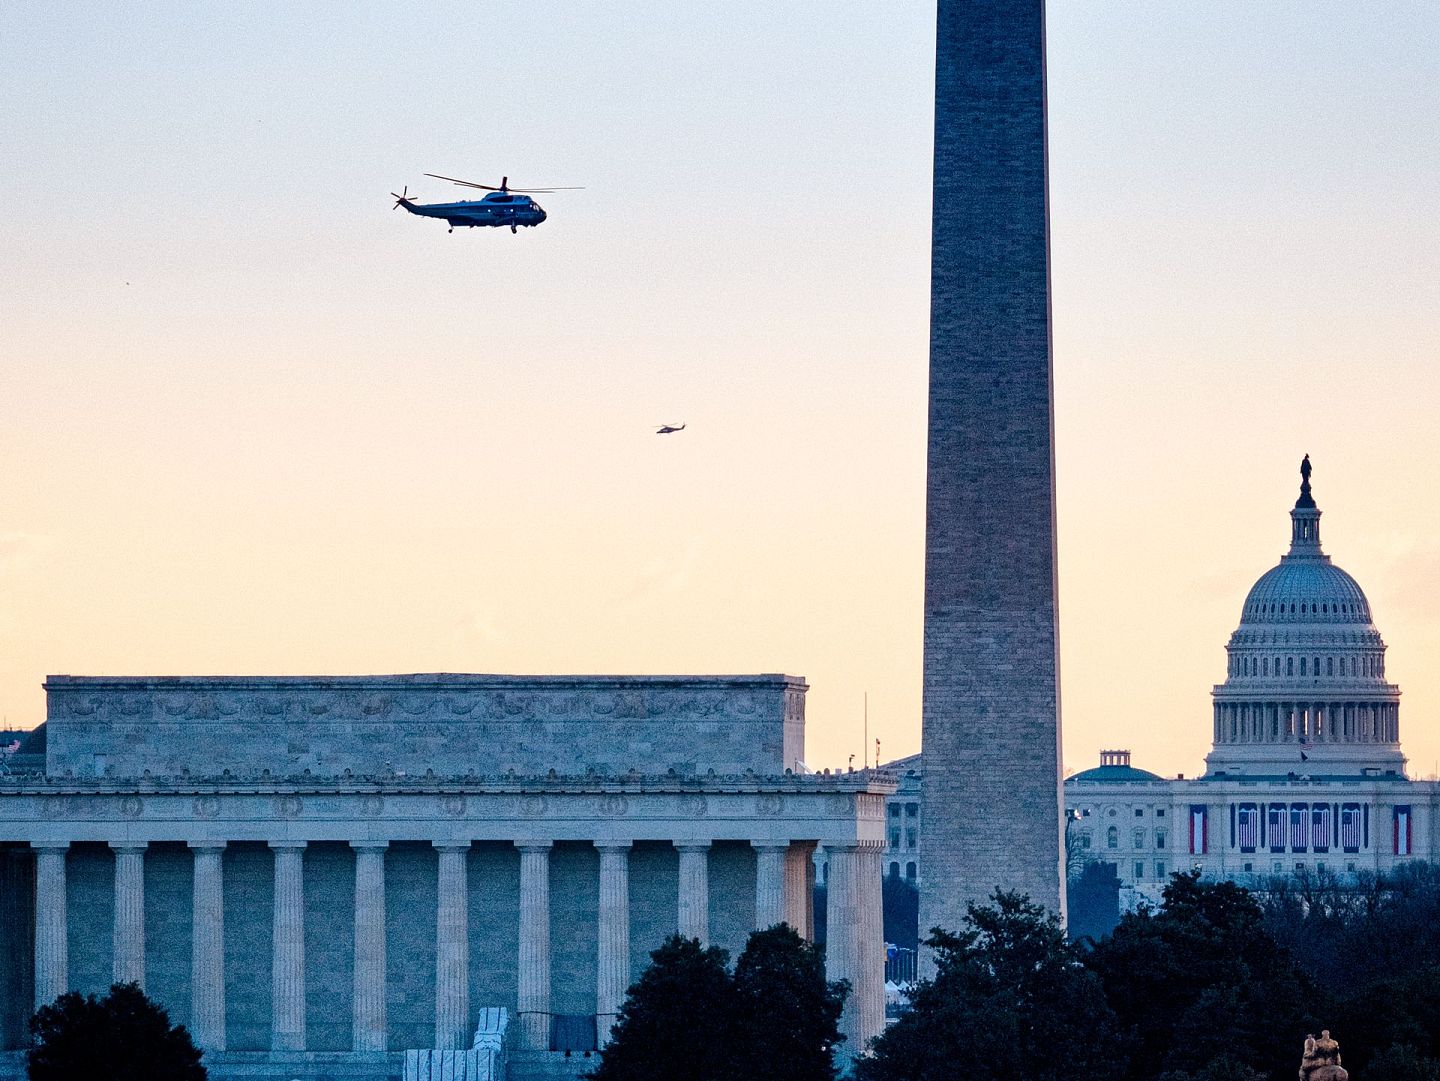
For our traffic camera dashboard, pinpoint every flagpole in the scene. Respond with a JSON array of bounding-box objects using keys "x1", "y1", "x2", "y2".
[{"x1": 862, "y1": 692, "x2": 868, "y2": 773}]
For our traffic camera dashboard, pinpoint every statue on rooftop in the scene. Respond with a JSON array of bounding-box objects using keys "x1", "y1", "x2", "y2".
[{"x1": 1300, "y1": 1030, "x2": 1347, "y2": 1081}]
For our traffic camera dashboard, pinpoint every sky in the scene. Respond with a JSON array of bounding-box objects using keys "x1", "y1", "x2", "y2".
[{"x1": 1, "y1": 1, "x2": 1437, "y2": 779}]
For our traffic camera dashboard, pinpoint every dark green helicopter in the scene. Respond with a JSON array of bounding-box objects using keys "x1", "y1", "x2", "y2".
[{"x1": 391, "y1": 174, "x2": 582, "y2": 233}]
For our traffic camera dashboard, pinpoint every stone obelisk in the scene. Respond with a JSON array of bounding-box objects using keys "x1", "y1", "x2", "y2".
[{"x1": 919, "y1": 0, "x2": 1066, "y2": 936}]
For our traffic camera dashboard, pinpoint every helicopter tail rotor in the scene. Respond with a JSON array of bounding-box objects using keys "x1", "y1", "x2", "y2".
[{"x1": 391, "y1": 186, "x2": 415, "y2": 210}]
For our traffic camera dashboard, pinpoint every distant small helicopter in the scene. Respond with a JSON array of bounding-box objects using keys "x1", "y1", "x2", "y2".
[
  {"x1": 391, "y1": 174, "x2": 582, "y2": 233},
  {"x1": 656, "y1": 424, "x2": 686, "y2": 434}
]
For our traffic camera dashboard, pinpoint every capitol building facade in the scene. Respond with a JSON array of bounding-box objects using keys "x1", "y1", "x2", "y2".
[{"x1": 881, "y1": 462, "x2": 1432, "y2": 907}]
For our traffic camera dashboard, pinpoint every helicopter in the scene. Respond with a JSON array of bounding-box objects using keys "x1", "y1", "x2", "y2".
[{"x1": 391, "y1": 174, "x2": 582, "y2": 233}]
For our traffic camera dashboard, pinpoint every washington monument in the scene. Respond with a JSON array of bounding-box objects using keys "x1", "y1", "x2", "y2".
[{"x1": 919, "y1": 0, "x2": 1066, "y2": 936}]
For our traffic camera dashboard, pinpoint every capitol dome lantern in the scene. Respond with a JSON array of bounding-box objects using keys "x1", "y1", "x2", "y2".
[{"x1": 1205, "y1": 457, "x2": 1404, "y2": 779}]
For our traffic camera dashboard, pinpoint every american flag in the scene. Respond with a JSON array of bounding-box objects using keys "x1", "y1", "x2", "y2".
[
  {"x1": 1237, "y1": 804, "x2": 1259, "y2": 851},
  {"x1": 1268, "y1": 805, "x2": 1286, "y2": 850},
  {"x1": 1341, "y1": 804, "x2": 1362, "y2": 850},
  {"x1": 1290, "y1": 804, "x2": 1308, "y2": 850},
  {"x1": 1395, "y1": 806, "x2": 1412, "y2": 856},
  {"x1": 1311, "y1": 804, "x2": 1332, "y2": 852}
]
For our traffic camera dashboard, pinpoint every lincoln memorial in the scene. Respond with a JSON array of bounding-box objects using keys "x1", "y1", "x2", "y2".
[{"x1": 0, "y1": 673, "x2": 891, "y2": 1081}]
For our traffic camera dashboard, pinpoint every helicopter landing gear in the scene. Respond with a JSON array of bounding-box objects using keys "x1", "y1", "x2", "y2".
[{"x1": 510, "y1": 223, "x2": 517, "y2": 234}]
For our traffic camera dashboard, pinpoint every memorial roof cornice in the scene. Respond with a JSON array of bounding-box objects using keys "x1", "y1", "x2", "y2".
[
  {"x1": 0, "y1": 770, "x2": 897, "y2": 797},
  {"x1": 43, "y1": 672, "x2": 810, "y2": 690}
]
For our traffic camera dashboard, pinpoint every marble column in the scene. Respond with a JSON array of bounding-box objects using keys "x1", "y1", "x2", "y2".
[
  {"x1": 804, "y1": 847, "x2": 817, "y2": 942},
  {"x1": 825, "y1": 843, "x2": 860, "y2": 1066},
  {"x1": 826, "y1": 841, "x2": 884, "y2": 1068},
  {"x1": 752, "y1": 841, "x2": 787, "y2": 930},
  {"x1": 351, "y1": 841, "x2": 388, "y2": 1052},
  {"x1": 854, "y1": 840, "x2": 885, "y2": 1050},
  {"x1": 516, "y1": 842, "x2": 552, "y2": 1052},
  {"x1": 269, "y1": 841, "x2": 306, "y2": 1052},
  {"x1": 595, "y1": 842, "x2": 631, "y2": 1046},
  {"x1": 32, "y1": 843, "x2": 68, "y2": 1010},
  {"x1": 676, "y1": 842, "x2": 710, "y2": 944},
  {"x1": 110, "y1": 842, "x2": 147, "y2": 987},
  {"x1": 434, "y1": 843, "x2": 470, "y2": 1051},
  {"x1": 189, "y1": 842, "x2": 226, "y2": 1051},
  {"x1": 783, "y1": 843, "x2": 811, "y2": 937}
]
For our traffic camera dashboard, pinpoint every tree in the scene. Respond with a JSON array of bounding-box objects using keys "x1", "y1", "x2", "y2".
[
  {"x1": 1364, "y1": 1044, "x2": 1440, "y2": 1081},
  {"x1": 1087, "y1": 872, "x2": 1313, "y2": 1081},
  {"x1": 856, "y1": 891, "x2": 1125, "y2": 1081},
  {"x1": 29, "y1": 981, "x2": 205, "y2": 1081},
  {"x1": 731, "y1": 924, "x2": 846, "y2": 1081},
  {"x1": 587, "y1": 935, "x2": 736, "y2": 1081}
]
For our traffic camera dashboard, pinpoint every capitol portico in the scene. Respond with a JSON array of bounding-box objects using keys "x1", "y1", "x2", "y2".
[{"x1": 0, "y1": 674, "x2": 892, "y2": 1081}]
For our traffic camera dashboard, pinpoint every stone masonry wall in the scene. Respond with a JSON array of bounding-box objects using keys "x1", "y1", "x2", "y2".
[
  {"x1": 44, "y1": 675, "x2": 808, "y2": 781},
  {"x1": 224, "y1": 843, "x2": 273, "y2": 1051},
  {"x1": 66, "y1": 843, "x2": 113, "y2": 998},
  {"x1": 920, "y1": 0, "x2": 1066, "y2": 934},
  {"x1": 305, "y1": 843, "x2": 355, "y2": 1052},
  {"x1": 145, "y1": 843, "x2": 193, "y2": 1030},
  {"x1": 0, "y1": 851, "x2": 33, "y2": 1051},
  {"x1": 467, "y1": 842, "x2": 520, "y2": 1018},
  {"x1": 627, "y1": 843, "x2": 677, "y2": 979}
]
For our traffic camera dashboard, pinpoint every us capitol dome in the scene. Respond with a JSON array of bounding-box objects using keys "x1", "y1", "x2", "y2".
[
  {"x1": 1205, "y1": 455, "x2": 1404, "y2": 779},
  {"x1": 878, "y1": 457, "x2": 1426, "y2": 909}
]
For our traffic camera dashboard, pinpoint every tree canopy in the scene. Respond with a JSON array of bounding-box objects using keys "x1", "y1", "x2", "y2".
[
  {"x1": 589, "y1": 925, "x2": 845, "y2": 1081},
  {"x1": 587, "y1": 935, "x2": 737, "y2": 1081},
  {"x1": 731, "y1": 925, "x2": 846, "y2": 1081},
  {"x1": 28, "y1": 982, "x2": 206, "y2": 1081},
  {"x1": 857, "y1": 891, "x2": 1124, "y2": 1081},
  {"x1": 1087, "y1": 871, "x2": 1314, "y2": 1081}
]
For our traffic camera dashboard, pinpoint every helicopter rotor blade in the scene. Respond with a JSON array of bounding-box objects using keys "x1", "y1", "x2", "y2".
[
  {"x1": 424, "y1": 173, "x2": 501, "y2": 191},
  {"x1": 508, "y1": 186, "x2": 585, "y2": 193}
]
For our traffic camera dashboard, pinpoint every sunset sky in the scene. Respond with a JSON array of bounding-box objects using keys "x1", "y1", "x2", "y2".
[{"x1": 2, "y1": 2, "x2": 1437, "y2": 779}]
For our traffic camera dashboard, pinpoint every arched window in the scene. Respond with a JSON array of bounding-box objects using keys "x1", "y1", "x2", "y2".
[
  {"x1": 1300, "y1": 658, "x2": 1307, "y2": 676},
  {"x1": 889, "y1": 861, "x2": 901, "y2": 879},
  {"x1": 1327, "y1": 657, "x2": 1334, "y2": 676},
  {"x1": 906, "y1": 862, "x2": 917, "y2": 880},
  {"x1": 1107, "y1": 826, "x2": 1118, "y2": 849},
  {"x1": 1287, "y1": 657, "x2": 1294, "y2": 676},
  {"x1": 1263, "y1": 657, "x2": 1270, "y2": 676}
]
